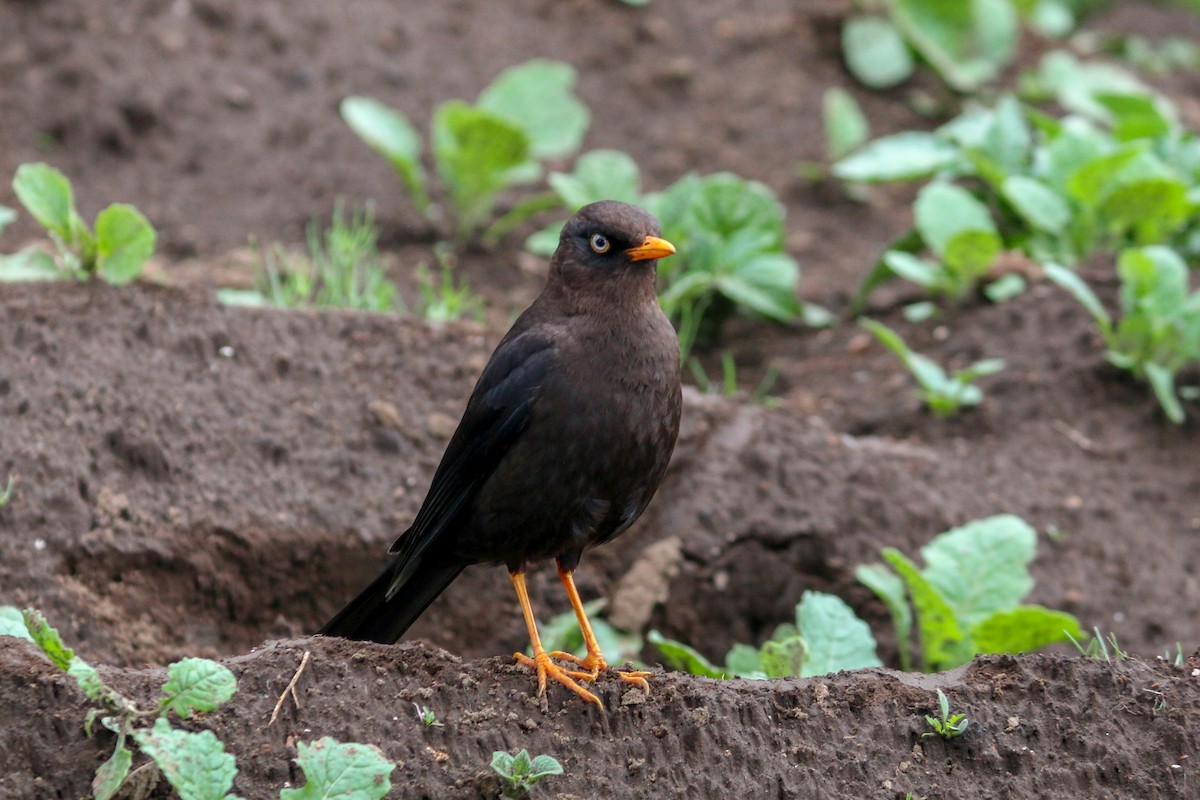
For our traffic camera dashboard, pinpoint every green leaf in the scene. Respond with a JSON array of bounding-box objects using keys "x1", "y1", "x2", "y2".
[
  {"x1": 132, "y1": 718, "x2": 237, "y2": 800},
  {"x1": 68, "y1": 656, "x2": 111, "y2": 703},
  {"x1": 943, "y1": 230, "x2": 1000, "y2": 281},
  {"x1": 527, "y1": 755, "x2": 564, "y2": 780},
  {"x1": 1064, "y1": 143, "x2": 1147, "y2": 207},
  {"x1": 13, "y1": 162, "x2": 76, "y2": 241},
  {"x1": 0, "y1": 249, "x2": 63, "y2": 282},
  {"x1": 160, "y1": 658, "x2": 237, "y2": 718},
  {"x1": 983, "y1": 95, "x2": 1031, "y2": 173},
  {"x1": 340, "y1": 97, "x2": 428, "y2": 211},
  {"x1": 883, "y1": 250, "x2": 939, "y2": 289},
  {"x1": 0, "y1": 205, "x2": 15, "y2": 237},
  {"x1": 1044, "y1": 264, "x2": 1112, "y2": 336},
  {"x1": 0, "y1": 606, "x2": 32, "y2": 640},
  {"x1": 983, "y1": 273, "x2": 1026, "y2": 303},
  {"x1": 1002, "y1": 176, "x2": 1070, "y2": 234},
  {"x1": 647, "y1": 630, "x2": 724, "y2": 678},
  {"x1": 1098, "y1": 178, "x2": 1189, "y2": 242},
  {"x1": 891, "y1": 0, "x2": 1017, "y2": 91},
  {"x1": 920, "y1": 515, "x2": 1036, "y2": 627},
  {"x1": 855, "y1": 564, "x2": 913, "y2": 672},
  {"x1": 795, "y1": 591, "x2": 882, "y2": 676},
  {"x1": 882, "y1": 548, "x2": 973, "y2": 671},
  {"x1": 1035, "y1": 51, "x2": 1149, "y2": 122},
  {"x1": 823, "y1": 88, "x2": 870, "y2": 162},
  {"x1": 478, "y1": 59, "x2": 589, "y2": 160},
  {"x1": 1146, "y1": 361, "x2": 1185, "y2": 423},
  {"x1": 971, "y1": 605, "x2": 1083, "y2": 654},
  {"x1": 1095, "y1": 92, "x2": 1173, "y2": 141},
  {"x1": 842, "y1": 16, "x2": 914, "y2": 90},
  {"x1": 724, "y1": 643, "x2": 762, "y2": 676},
  {"x1": 759, "y1": 635, "x2": 808, "y2": 678},
  {"x1": 280, "y1": 738, "x2": 396, "y2": 800},
  {"x1": 524, "y1": 224, "x2": 562, "y2": 257},
  {"x1": 716, "y1": 256, "x2": 801, "y2": 321},
  {"x1": 94, "y1": 743, "x2": 133, "y2": 800},
  {"x1": 22, "y1": 609, "x2": 75, "y2": 670},
  {"x1": 833, "y1": 132, "x2": 962, "y2": 182},
  {"x1": 94, "y1": 204, "x2": 155, "y2": 285},
  {"x1": 432, "y1": 101, "x2": 531, "y2": 235},
  {"x1": 914, "y1": 182, "x2": 996, "y2": 258},
  {"x1": 547, "y1": 149, "x2": 641, "y2": 209}
]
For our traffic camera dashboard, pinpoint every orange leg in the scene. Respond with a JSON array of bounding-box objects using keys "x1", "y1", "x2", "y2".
[
  {"x1": 509, "y1": 571, "x2": 603, "y2": 709},
  {"x1": 549, "y1": 564, "x2": 653, "y2": 695}
]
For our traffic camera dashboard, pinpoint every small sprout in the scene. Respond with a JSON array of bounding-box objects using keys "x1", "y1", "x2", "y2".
[
  {"x1": 1067, "y1": 627, "x2": 1126, "y2": 663},
  {"x1": 490, "y1": 749, "x2": 563, "y2": 799},
  {"x1": 0, "y1": 474, "x2": 13, "y2": 508},
  {"x1": 860, "y1": 318, "x2": 1004, "y2": 417},
  {"x1": 923, "y1": 689, "x2": 969, "y2": 739},
  {"x1": 413, "y1": 703, "x2": 444, "y2": 728}
]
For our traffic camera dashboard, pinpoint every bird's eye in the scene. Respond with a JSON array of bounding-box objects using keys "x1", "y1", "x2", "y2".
[{"x1": 589, "y1": 233, "x2": 610, "y2": 254}]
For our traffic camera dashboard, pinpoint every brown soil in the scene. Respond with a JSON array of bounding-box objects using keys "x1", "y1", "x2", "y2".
[{"x1": 2, "y1": 0, "x2": 1200, "y2": 798}]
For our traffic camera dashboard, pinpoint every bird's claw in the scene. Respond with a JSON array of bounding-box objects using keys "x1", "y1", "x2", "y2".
[
  {"x1": 513, "y1": 651, "x2": 603, "y2": 709},
  {"x1": 548, "y1": 650, "x2": 606, "y2": 679},
  {"x1": 617, "y1": 669, "x2": 652, "y2": 695}
]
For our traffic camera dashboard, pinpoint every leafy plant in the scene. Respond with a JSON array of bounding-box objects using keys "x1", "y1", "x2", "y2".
[
  {"x1": 1, "y1": 163, "x2": 155, "y2": 284},
  {"x1": 1046, "y1": 248, "x2": 1200, "y2": 423},
  {"x1": 280, "y1": 739, "x2": 395, "y2": 800},
  {"x1": 413, "y1": 703, "x2": 444, "y2": 728},
  {"x1": 2, "y1": 608, "x2": 237, "y2": 800},
  {"x1": 923, "y1": 689, "x2": 969, "y2": 739},
  {"x1": 842, "y1": 0, "x2": 1021, "y2": 92},
  {"x1": 342, "y1": 60, "x2": 588, "y2": 240},
  {"x1": 837, "y1": 77, "x2": 1200, "y2": 309},
  {"x1": 648, "y1": 591, "x2": 881, "y2": 679},
  {"x1": 860, "y1": 319, "x2": 1005, "y2": 417},
  {"x1": 490, "y1": 750, "x2": 563, "y2": 799},
  {"x1": 1, "y1": 608, "x2": 396, "y2": 800},
  {"x1": 856, "y1": 515, "x2": 1084, "y2": 673}
]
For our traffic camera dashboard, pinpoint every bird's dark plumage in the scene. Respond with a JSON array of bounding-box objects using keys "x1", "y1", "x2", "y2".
[{"x1": 320, "y1": 201, "x2": 681, "y2": 706}]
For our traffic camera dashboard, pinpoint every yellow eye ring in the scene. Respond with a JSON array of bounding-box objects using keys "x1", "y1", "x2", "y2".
[{"x1": 589, "y1": 233, "x2": 610, "y2": 254}]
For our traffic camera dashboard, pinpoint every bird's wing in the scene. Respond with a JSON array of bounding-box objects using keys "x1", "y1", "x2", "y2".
[{"x1": 386, "y1": 328, "x2": 556, "y2": 574}]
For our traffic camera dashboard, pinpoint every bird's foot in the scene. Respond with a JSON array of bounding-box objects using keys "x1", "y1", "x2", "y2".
[
  {"x1": 548, "y1": 651, "x2": 652, "y2": 695},
  {"x1": 616, "y1": 669, "x2": 653, "y2": 695},
  {"x1": 548, "y1": 650, "x2": 606, "y2": 679},
  {"x1": 513, "y1": 650, "x2": 603, "y2": 709}
]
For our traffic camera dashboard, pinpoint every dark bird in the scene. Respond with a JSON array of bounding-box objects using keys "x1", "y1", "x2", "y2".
[{"x1": 320, "y1": 201, "x2": 681, "y2": 707}]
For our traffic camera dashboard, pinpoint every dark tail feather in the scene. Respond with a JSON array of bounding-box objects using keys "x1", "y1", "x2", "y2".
[{"x1": 318, "y1": 559, "x2": 465, "y2": 644}]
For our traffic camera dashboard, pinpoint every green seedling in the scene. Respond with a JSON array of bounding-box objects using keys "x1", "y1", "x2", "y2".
[
  {"x1": 860, "y1": 319, "x2": 1005, "y2": 417},
  {"x1": 490, "y1": 750, "x2": 563, "y2": 799},
  {"x1": 1, "y1": 163, "x2": 155, "y2": 284},
  {"x1": 1046, "y1": 248, "x2": 1200, "y2": 424},
  {"x1": 857, "y1": 515, "x2": 1084, "y2": 673},
  {"x1": 842, "y1": 0, "x2": 1024, "y2": 92},
  {"x1": 2, "y1": 607, "x2": 237, "y2": 800},
  {"x1": 1, "y1": 608, "x2": 396, "y2": 800},
  {"x1": 416, "y1": 254, "x2": 484, "y2": 323},
  {"x1": 0, "y1": 474, "x2": 13, "y2": 509},
  {"x1": 649, "y1": 591, "x2": 881, "y2": 680},
  {"x1": 923, "y1": 689, "x2": 970, "y2": 739},
  {"x1": 233, "y1": 202, "x2": 399, "y2": 313},
  {"x1": 342, "y1": 59, "x2": 589, "y2": 241},
  {"x1": 839, "y1": 75, "x2": 1200, "y2": 311},
  {"x1": 413, "y1": 703, "x2": 444, "y2": 728},
  {"x1": 688, "y1": 353, "x2": 781, "y2": 406},
  {"x1": 1066, "y1": 626, "x2": 1127, "y2": 663}
]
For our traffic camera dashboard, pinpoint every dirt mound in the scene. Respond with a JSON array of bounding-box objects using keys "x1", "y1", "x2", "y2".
[{"x1": 3, "y1": 636, "x2": 1198, "y2": 799}]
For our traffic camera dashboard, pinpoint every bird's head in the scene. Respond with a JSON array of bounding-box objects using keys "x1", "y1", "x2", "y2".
[{"x1": 548, "y1": 201, "x2": 676, "y2": 304}]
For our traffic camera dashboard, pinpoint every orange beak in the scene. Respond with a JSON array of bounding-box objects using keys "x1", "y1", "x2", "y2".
[{"x1": 625, "y1": 235, "x2": 676, "y2": 262}]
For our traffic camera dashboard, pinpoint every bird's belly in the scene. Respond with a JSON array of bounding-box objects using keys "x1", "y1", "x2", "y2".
[{"x1": 451, "y1": 390, "x2": 670, "y2": 567}]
